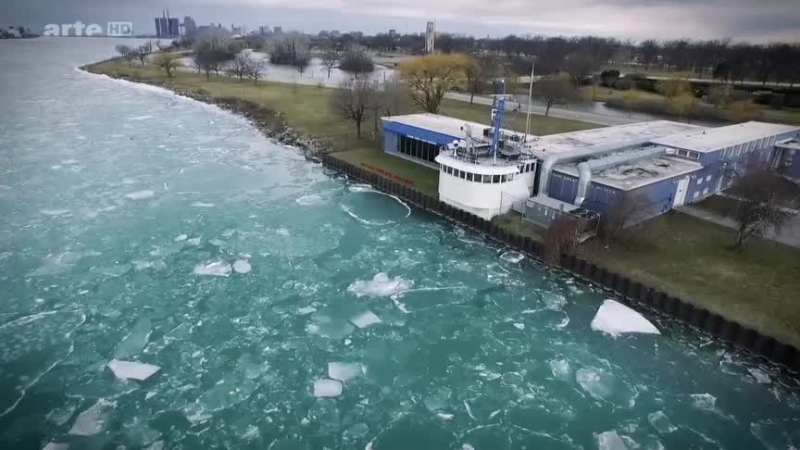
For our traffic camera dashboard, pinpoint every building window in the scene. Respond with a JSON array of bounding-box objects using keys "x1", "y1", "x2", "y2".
[
  {"x1": 693, "y1": 191, "x2": 699, "y2": 199},
  {"x1": 703, "y1": 187, "x2": 709, "y2": 195},
  {"x1": 705, "y1": 175, "x2": 712, "y2": 182},
  {"x1": 697, "y1": 178, "x2": 703, "y2": 185}
]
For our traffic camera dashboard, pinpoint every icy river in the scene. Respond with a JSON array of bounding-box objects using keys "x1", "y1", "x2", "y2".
[{"x1": 1, "y1": 38, "x2": 798, "y2": 450}]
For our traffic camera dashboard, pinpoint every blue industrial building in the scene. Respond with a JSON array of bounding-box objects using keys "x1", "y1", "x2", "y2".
[{"x1": 381, "y1": 113, "x2": 800, "y2": 226}]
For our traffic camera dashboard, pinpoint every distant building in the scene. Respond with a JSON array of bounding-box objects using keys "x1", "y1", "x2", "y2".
[
  {"x1": 425, "y1": 21, "x2": 435, "y2": 53},
  {"x1": 258, "y1": 25, "x2": 271, "y2": 36},
  {"x1": 388, "y1": 29, "x2": 396, "y2": 38},
  {"x1": 273, "y1": 26, "x2": 283, "y2": 34},
  {"x1": 183, "y1": 16, "x2": 196, "y2": 37},
  {"x1": 319, "y1": 30, "x2": 330, "y2": 38},
  {"x1": 154, "y1": 9, "x2": 179, "y2": 38},
  {"x1": 330, "y1": 30, "x2": 340, "y2": 37}
]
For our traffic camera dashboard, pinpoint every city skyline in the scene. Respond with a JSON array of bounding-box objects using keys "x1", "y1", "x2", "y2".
[{"x1": 4, "y1": 0, "x2": 800, "y2": 42}]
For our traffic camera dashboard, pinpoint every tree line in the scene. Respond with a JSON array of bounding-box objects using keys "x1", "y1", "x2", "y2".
[{"x1": 314, "y1": 32, "x2": 800, "y2": 87}]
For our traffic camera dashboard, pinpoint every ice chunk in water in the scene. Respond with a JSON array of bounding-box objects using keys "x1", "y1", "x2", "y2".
[
  {"x1": 549, "y1": 359, "x2": 572, "y2": 381},
  {"x1": 500, "y1": 251, "x2": 524, "y2": 263},
  {"x1": 69, "y1": 399, "x2": 116, "y2": 436},
  {"x1": 126, "y1": 190, "x2": 155, "y2": 200},
  {"x1": 576, "y1": 367, "x2": 637, "y2": 408},
  {"x1": 748, "y1": 368, "x2": 771, "y2": 384},
  {"x1": 107, "y1": 359, "x2": 160, "y2": 381},
  {"x1": 233, "y1": 260, "x2": 252, "y2": 274},
  {"x1": 42, "y1": 444, "x2": 68, "y2": 450},
  {"x1": 647, "y1": 411, "x2": 677, "y2": 434},
  {"x1": 597, "y1": 431, "x2": 628, "y2": 450},
  {"x1": 174, "y1": 234, "x2": 188, "y2": 242},
  {"x1": 191, "y1": 201, "x2": 215, "y2": 207},
  {"x1": 114, "y1": 317, "x2": 152, "y2": 358},
  {"x1": 424, "y1": 387, "x2": 452, "y2": 411},
  {"x1": 328, "y1": 362, "x2": 363, "y2": 382},
  {"x1": 193, "y1": 260, "x2": 232, "y2": 277},
  {"x1": 343, "y1": 423, "x2": 370, "y2": 440},
  {"x1": 350, "y1": 310, "x2": 382, "y2": 328},
  {"x1": 347, "y1": 273, "x2": 412, "y2": 297},
  {"x1": 591, "y1": 300, "x2": 660, "y2": 336},
  {"x1": 297, "y1": 306, "x2": 317, "y2": 315},
  {"x1": 313, "y1": 379, "x2": 343, "y2": 398},
  {"x1": 690, "y1": 393, "x2": 716, "y2": 411}
]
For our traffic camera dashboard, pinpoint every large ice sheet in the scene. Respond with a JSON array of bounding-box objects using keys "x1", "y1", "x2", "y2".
[
  {"x1": 193, "y1": 260, "x2": 232, "y2": 277},
  {"x1": 328, "y1": 362, "x2": 363, "y2": 382},
  {"x1": 591, "y1": 300, "x2": 660, "y2": 336},
  {"x1": 597, "y1": 431, "x2": 628, "y2": 450},
  {"x1": 69, "y1": 399, "x2": 116, "y2": 436},
  {"x1": 107, "y1": 359, "x2": 161, "y2": 381},
  {"x1": 350, "y1": 310, "x2": 382, "y2": 328},
  {"x1": 313, "y1": 379, "x2": 343, "y2": 398}
]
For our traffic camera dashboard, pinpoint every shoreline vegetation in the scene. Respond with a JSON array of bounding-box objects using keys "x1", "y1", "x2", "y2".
[{"x1": 84, "y1": 55, "x2": 800, "y2": 352}]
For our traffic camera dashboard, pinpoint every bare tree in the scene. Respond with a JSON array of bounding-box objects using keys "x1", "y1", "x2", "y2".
[
  {"x1": 226, "y1": 53, "x2": 250, "y2": 81},
  {"x1": 464, "y1": 54, "x2": 496, "y2": 104},
  {"x1": 115, "y1": 44, "x2": 134, "y2": 63},
  {"x1": 293, "y1": 52, "x2": 311, "y2": 77},
  {"x1": 399, "y1": 54, "x2": 469, "y2": 113},
  {"x1": 153, "y1": 53, "x2": 181, "y2": 77},
  {"x1": 246, "y1": 56, "x2": 267, "y2": 85},
  {"x1": 638, "y1": 39, "x2": 660, "y2": 71},
  {"x1": 134, "y1": 45, "x2": 149, "y2": 65},
  {"x1": 321, "y1": 49, "x2": 340, "y2": 78},
  {"x1": 542, "y1": 217, "x2": 580, "y2": 266},
  {"x1": 332, "y1": 76, "x2": 378, "y2": 139},
  {"x1": 535, "y1": 75, "x2": 577, "y2": 116},
  {"x1": 729, "y1": 161, "x2": 792, "y2": 250},
  {"x1": 563, "y1": 52, "x2": 599, "y2": 86}
]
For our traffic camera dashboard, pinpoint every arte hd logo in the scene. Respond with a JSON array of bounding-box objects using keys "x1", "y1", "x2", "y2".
[{"x1": 43, "y1": 21, "x2": 133, "y2": 37}]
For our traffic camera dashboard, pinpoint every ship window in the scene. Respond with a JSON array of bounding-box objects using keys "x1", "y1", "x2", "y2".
[
  {"x1": 460, "y1": 170, "x2": 466, "y2": 180},
  {"x1": 467, "y1": 172, "x2": 474, "y2": 182},
  {"x1": 482, "y1": 174, "x2": 491, "y2": 183},
  {"x1": 493, "y1": 175, "x2": 501, "y2": 183}
]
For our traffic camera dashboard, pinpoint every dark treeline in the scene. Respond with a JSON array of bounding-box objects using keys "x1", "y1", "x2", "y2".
[{"x1": 313, "y1": 32, "x2": 800, "y2": 87}]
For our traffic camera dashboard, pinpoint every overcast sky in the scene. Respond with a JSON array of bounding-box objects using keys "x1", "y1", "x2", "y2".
[{"x1": 4, "y1": 0, "x2": 800, "y2": 42}]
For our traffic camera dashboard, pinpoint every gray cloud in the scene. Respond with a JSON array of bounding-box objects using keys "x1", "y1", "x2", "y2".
[{"x1": 3, "y1": 0, "x2": 799, "y2": 42}]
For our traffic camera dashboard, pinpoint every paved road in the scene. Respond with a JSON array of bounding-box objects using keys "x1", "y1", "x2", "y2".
[
  {"x1": 679, "y1": 205, "x2": 800, "y2": 249},
  {"x1": 444, "y1": 92, "x2": 639, "y2": 127}
]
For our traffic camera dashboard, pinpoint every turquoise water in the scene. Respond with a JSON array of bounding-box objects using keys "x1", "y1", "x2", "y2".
[{"x1": 0, "y1": 38, "x2": 799, "y2": 450}]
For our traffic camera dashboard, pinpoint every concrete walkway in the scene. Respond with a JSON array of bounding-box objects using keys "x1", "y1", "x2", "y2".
[
  {"x1": 444, "y1": 92, "x2": 639, "y2": 127},
  {"x1": 679, "y1": 205, "x2": 800, "y2": 249}
]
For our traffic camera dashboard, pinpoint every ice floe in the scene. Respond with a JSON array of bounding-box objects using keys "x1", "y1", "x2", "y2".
[
  {"x1": 174, "y1": 234, "x2": 188, "y2": 242},
  {"x1": 193, "y1": 260, "x2": 232, "y2": 277},
  {"x1": 313, "y1": 379, "x2": 343, "y2": 398},
  {"x1": 40, "y1": 208, "x2": 70, "y2": 216},
  {"x1": 648, "y1": 411, "x2": 677, "y2": 434},
  {"x1": 549, "y1": 359, "x2": 572, "y2": 381},
  {"x1": 68, "y1": 399, "x2": 116, "y2": 436},
  {"x1": 597, "y1": 431, "x2": 628, "y2": 450},
  {"x1": 576, "y1": 367, "x2": 638, "y2": 408},
  {"x1": 350, "y1": 310, "x2": 382, "y2": 328},
  {"x1": 347, "y1": 273, "x2": 412, "y2": 297},
  {"x1": 191, "y1": 201, "x2": 215, "y2": 208},
  {"x1": 107, "y1": 359, "x2": 161, "y2": 381},
  {"x1": 42, "y1": 444, "x2": 68, "y2": 450},
  {"x1": 748, "y1": 368, "x2": 771, "y2": 384},
  {"x1": 297, "y1": 306, "x2": 317, "y2": 315},
  {"x1": 591, "y1": 299, "x2": 660, "y2": 337},
  {"x1": 114, "y1": 317, "x2": 151, "y2": 358},
  {"x1": 233, "y1": 259, "x2": 252, "y2": 274},
  {"x1": 328, "y1": 362, "x2": 363, "y2": 382},
  {"x1": 296, "y1": 194, "x2": 324, "y2": 206},
  {"x1": 126, "y1": 190, "x2": 155, "y2": 200},
  {"x1": 499, "y1": 251, "x2": 524, "y2": 263}
]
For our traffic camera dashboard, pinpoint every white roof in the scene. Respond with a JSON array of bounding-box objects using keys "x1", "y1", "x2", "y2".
[
  {"x1": 525, "y1": 121, "x2": 705, "y2": 158},
  {"x1": 651, "y1": 121, "x2": 800, "y2": 153},
  {"x1": 435, "y1": 154, "x2": 520, "y2": 174},
  {"x1": 555, "y1": 155, "x2": 702, "y2": 190},
  {"x1": 383, "y1": 113, "x2": 496, "y2": 139}
]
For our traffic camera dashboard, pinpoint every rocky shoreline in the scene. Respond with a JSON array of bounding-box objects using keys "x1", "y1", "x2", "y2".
[{"x1": 81, "y1": 59, "x2": 330, "y2": 162}]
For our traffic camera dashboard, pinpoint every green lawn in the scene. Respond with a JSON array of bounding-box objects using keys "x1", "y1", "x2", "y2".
[
  {"x1": 694, "y1": 195, "x2": 741, "y2": 218},
  {"x1": 332, "y1": 148, "x2": 440, "y2": 196},
  {"x1": 588, "y1": 212, "x2": 800, "y2": 348}
]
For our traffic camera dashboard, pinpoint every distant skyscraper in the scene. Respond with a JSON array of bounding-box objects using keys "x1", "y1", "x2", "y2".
[
  {"x1": 154, "y1": 9, "x2": 179, "y2": 38},
  {"x1": 273, "y1": 26, "x2": 283, "y2": 34},
  {"x1": 259, "y1": 25, "x2": 271, "y2": 36},
  {"x1": 425, "y1": 22, "x2": 435, "y2": 53},
  {"x1": 183, "y1": 16, "x2": 196, "y2": 37},
  {"x1": 389, "y1": 29, "x2": 396, "y2": 38}
]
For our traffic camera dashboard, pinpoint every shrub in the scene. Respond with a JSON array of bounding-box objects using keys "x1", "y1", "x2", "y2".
[{"x1": 339, "y1": 48, "x2": 374, "y2": 74}]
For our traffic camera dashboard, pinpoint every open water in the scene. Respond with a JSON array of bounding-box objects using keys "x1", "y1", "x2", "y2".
[{"x1": 0, "y1": 38, "x2": 798, "y2": 450}]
